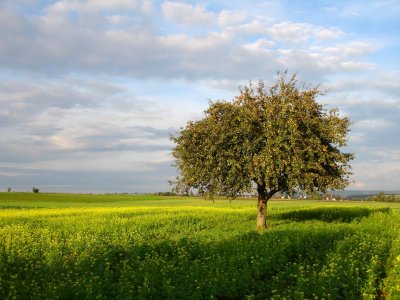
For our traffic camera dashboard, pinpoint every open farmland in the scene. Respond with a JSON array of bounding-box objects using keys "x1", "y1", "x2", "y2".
[{"x1": 1, "y1": 193, "x2": 400, "y2": 299}]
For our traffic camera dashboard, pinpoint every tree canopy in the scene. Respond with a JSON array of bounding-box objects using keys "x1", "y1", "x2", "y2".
[{"x1": 171, "y1": 73, "x2": 354, "y2": 228}]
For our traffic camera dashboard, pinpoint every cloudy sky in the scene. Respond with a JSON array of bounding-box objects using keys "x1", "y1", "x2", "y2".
[{"x1": 1, "y1": 0, "x2": 399, "y2": 193}]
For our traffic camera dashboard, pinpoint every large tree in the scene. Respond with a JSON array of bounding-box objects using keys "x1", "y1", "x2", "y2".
[{"x1": 171, "y1": 73, "x2": 354, "y2": 228}]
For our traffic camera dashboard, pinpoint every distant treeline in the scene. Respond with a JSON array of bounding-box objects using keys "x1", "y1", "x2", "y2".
[
  {"x1": 347, "y1": 192, "x2": 400, "y2": 202},
  {"x1": 370, "y1": 192, "x2": 400, "y2": 202}
]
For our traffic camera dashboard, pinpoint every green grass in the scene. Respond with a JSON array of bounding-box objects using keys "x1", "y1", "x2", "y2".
[
  {"x1": 1, "y1": 193, "x2": 400, "y2": 299},
  {"x1": 2, "y1": 192, "x2": 400, "y2": 209},
  {"x1": 0, "y1": 192, "x2": 251, "y2": 208}
]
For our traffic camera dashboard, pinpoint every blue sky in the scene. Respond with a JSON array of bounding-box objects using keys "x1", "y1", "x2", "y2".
[{"x1": 0, "y1": 0, "x2": 399, "y2": 193}]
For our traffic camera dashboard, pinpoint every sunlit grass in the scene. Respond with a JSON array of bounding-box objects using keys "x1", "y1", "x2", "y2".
[{"x1": 1, "y1": 193, "x2": 400, "y2": 298}]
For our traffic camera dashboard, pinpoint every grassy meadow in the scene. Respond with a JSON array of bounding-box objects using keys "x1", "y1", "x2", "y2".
[{"x1": 1, "y1": 193, "x2": 400, "y2": 299}]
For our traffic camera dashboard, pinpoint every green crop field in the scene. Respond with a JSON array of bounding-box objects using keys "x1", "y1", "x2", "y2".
[{"x1": 1, "y1": 193, "x2": 400, "y2": 299}]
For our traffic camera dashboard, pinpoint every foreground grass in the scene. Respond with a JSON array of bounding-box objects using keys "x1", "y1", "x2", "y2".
[{"x1": 1, "y1": 194, "x2": 400, "y2": 299}]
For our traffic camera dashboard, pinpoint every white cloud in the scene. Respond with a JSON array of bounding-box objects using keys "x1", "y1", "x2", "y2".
[
  {"x1": 217, "y1": 10, "x2": 247, "y2": 27},
  {"x1": 141, "y1": 0, "x2": 155, "y2": 15},
  {"x1": 162, "y1": 1, "x2": 215, "y2": 27},
  {"x1": 106, "y1": 15, "x2": 125, "y2": 24},
  {"x1": 354, "y1": 119, "x2": 394, "y2": 130},
  {"x1": 0, "y1": 1, "x2": 378, "y2": 82},
  {"x1": 244, "y1": 38, "x2": 276, "y2": 50},
  {"x1": 315, "y1": 28, "x2": 343, "y2": 39},
  {"x1": 349, "y1": 148, "x2": 400, "y2": 190},
  {"x1": 87, "y1": 0, "x2": 137, "y2": 10},
  {"x1": 232, "y1": 20, "x2": 269, "y2": 36},
  {"x1": 266, "y1": 22, "x2": 343, "y2": 44},
  {"x1": 48, "y1": 0, "x2": 139, "y2": 13},
  {"x1": 322, "y1": 41, "x2": 376, "y2": 57}
]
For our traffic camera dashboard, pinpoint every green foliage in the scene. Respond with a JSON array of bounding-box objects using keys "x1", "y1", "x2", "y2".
[
  {"x1": 32, "y1": 187, "x2": 39, "y2": 193},
  {"x1": 171, "y1": 72, "x2": 354, "y2": 201},
  {"x1": 375, "y1": 192, "x2": 386, "y2": 202},
  {"x1": 0, "y1": 197, "x2": 399, "y2": 299},
  {"x1": 155, "y1": 191, "x2": 177, "y2": 196},
  {"x1": 0, "y1": 192, "x2": 169, "y2": 204},
  {"x1": 373, "y1": 192, "x2": 399, "y2": 203},
  {"x1": 383, "y1": 234, "x2": 400, "y2": 299},
  {"x1": 278, "y1": 207, "x2": 386, "y2": 223}
]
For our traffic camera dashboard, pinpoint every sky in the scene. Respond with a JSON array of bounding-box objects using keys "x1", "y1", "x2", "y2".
[{"x1": 0, "y1": 0, "x2": 399, "y2": 193}]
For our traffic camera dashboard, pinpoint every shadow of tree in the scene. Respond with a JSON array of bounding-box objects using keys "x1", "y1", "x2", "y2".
[{"x1": 275, "y1": 207, "x2": 390, "y2": 223}]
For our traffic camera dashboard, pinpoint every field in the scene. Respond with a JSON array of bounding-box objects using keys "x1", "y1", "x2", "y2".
[{"x1": 1, "y1": 193, "x2": 400, "y2": 299}]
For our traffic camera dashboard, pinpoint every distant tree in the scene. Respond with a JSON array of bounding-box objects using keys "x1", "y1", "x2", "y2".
[
  {"x1": 171, "y1": 72, "x2": 354, "y2": 228},
  {"x1": 32, "y1": 187, "x2": 39, "y2": 193},
  {"x1": 155, "y1": 191, "x2": 177, "y2": 196},
  {"x1": 7, "y1": 187, "x2": 11, "y2": 192},
  {"x1": 374, "y1": 193, "x2": 395, "y2": 202},
  {"x1": 309, "y1": 192, "x2": 323, "y2": 200},
  {"x1": 374, "y1": 192, "x2": 386, "y2": 202},
  {"x1": 387, "y1": 194, "x2": 395, "y2": 202}
]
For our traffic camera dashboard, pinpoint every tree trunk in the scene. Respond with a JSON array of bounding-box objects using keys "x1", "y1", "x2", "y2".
[{"x1": 257, "y1": 184, "x2": 268, "y2": 229}]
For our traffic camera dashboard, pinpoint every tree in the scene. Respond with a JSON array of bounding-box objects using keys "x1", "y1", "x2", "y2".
[
  {"x1": 171, "y1": 73, "x2": 354, "y2": 228},
  {"x1": 374, "y1": 192, "x2": 386, "y2": 202},
  {"x1": 32, "y1": 187, "x2": 39, "y2": 193}
]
